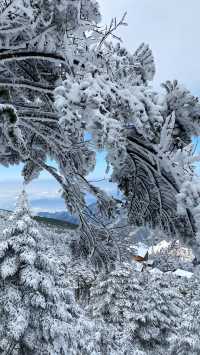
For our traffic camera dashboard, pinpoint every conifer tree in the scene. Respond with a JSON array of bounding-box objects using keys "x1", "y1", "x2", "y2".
[
  {"x1": 132, "y1": 273, "x2": 185, "y2": 353},
  {"x1": 88, "y1": 262, "x2": 143, "y2": 352},
  {"x1": 66, "y1": 258, "x2": 96, "y2": 306},
  {"x1": 169, "y1": 301, "x2": 200, "y2": 355},
  {"x1": 0, "y1": 190, "x2": 83, "y2": 354}
]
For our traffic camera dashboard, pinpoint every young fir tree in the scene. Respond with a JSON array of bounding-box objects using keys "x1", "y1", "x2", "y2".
[
  {"x1": 0, "y1": 190, "x2": 92, "y2": 355},
  {"x1": 88, "y1": 262, "x2": 144, "y2": 353},
  {"x1": 169, "y1": 301, "x2": 200, "y2": 355},
  {"x1": 132, "y1": 273, "x2": 185, "y2": 354},
  {"x1": 66, "y1": 258, "x2": 96, "y2": 306}
]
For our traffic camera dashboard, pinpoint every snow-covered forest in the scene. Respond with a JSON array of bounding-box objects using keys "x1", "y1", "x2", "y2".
[{"x1": 0, "y1": 0, "x2": 200, "y2": 354}]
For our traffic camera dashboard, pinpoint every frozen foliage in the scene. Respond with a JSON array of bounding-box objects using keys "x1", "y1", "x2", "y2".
[
  {"x1": 153, "y1": 240, "x2": 194, "y2": 273},
  {"x1": 169, "y1": 301, "x2": 200, "y2": 355},
  {"x1": 0, "y1": 200, "x2": 199, "y2": 354},
  {"x1": 162, "y1": 80, "x2": 200, "y2": 146},
  {"x1": 177, "y1": 179, "x2": 200, "y2": 231},
  {"x1": 176, "y1": 179, "x2": 200, "y2": 258},
  {"x1": 0, "y1": 190, "x2": 102, "y2": 355},
  {"x1": 0, "y1": 0, "x2": 200, "y2": 263},
  {"x1": 87, "y1": 261, "x2": 193, "y2": 354},
  {"x1": 66, "y1": 259, "x2": 96, "y2": 305},
  {"x1": 54, "y1": 39, "x2": 200, "y2": 250},
  {"x1": 132, "y1": 273, "x2": 185, "y2": 353},
  {"x1": 89, "y1": 262, "x2": 142, "y2": 326},
  {"x1": 88, "y1": 262, "x2": 144, "y2": 353},
  {"x1": 0, "y1": 193, "x2": 146, "y2": 354},
  {"x1": 1, "y1": 1, "x2": 200, "y2": 351}
]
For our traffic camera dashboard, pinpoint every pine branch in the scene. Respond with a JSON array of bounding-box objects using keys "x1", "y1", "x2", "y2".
[
  {"x1": 4, "y1": 340, "x2": 17, "y2": 355},
  {"x1": 126, "y1": 136, "x2": 196, "y2": 240},
  {"x1": 0, "y1": 0, "x2": 16, "y2": 18},
  {"x1": 0, "y1": 78, "x2": 55, "y2": 93},
  {"x1": 0, "y1": 51, "x2": 65, "y2": 64}
]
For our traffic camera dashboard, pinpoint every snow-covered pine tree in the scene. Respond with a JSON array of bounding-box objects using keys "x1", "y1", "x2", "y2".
[
  {"x1": 0, "y1": 189, "x2": 93, "y2": 355},
  {"x1": 88, "y1": 262, "x2": 144, "y2": 353},
  {"x1": 169, "y1": 301, "x2": 200, "y2": 355},
  {"x1": 131, "y1": 273, "x2": 185, "y2": 354},
  {"x1": 88, "y1": 261, "x2": 186, "y2": 354},
  {"x1": 66, "y1": 258, "x2": 96, "y2": 306}
]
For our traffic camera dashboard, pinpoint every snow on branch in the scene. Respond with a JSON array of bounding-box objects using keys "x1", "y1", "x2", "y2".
[{"x1": 0, "y1": 51, "x2": 65, "y2": 64}]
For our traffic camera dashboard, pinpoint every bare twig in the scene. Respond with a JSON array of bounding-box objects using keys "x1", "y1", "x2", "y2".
[{"x1": 97, "y1": 12, "x2": 128, "y2": 49}]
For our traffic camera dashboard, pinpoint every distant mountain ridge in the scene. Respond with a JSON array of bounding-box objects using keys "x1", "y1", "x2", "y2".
[
  {"x1": 38, "y1": 211, "x2": 79, "y2": 225},
  {"x1": 0, "y1": 209, "x2": 77, "y2": 230},
  {"x1": 37, "y1": 204, "x2": 111, "y2": 227}
]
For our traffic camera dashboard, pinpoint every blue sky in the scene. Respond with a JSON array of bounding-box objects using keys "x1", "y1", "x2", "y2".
[
  {"x1": 0, "y1": 152, "x2": 118, "y2": 212},
  {"x1": 0, "y1": 0, "x2": 200, "y2": 212}
]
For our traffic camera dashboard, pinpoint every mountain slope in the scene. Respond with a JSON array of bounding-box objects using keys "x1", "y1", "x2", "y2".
[{"x1": 37, "y1": 211, "x2": 79, "y2": 226}]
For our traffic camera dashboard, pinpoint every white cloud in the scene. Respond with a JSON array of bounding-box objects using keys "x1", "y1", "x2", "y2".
[
  {"x1": 0, "y1": 177, "x2": 120, "y2": 212},
  {"x1": 0, "y1": 179, "x2": 61, "y2": 212}
]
